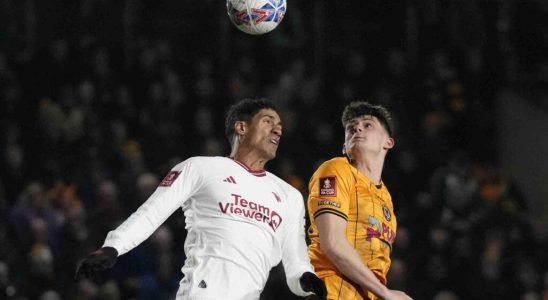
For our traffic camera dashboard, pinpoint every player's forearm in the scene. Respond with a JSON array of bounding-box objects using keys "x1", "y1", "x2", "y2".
[
  {"x1": 103, "y1": 189, "x2": 180, "y2": 255},
  {"x1": 281, "y1": 221, "x2": 315, "y2": 296},
  {"x1": 103, "y1": 206, "x2": 160, "y2": 254},
  {"x1": 282, "y1": 251, "x2": 315, "y2": 295},
  {"x1": 324, "y1": 240, "x2": 388, "y2": 298}
]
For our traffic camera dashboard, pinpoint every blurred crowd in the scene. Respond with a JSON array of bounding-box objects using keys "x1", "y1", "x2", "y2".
[{"x1": 1, "y1": 1, "x2": 547, "y2": 300}]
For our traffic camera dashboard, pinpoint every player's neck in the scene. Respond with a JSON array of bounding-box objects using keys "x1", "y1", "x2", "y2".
[
  {"x1": 230, "y1": 149, "x2": 267, "y2": 171},
  {"x1": 349, "y1": 154, "x2": 385, "y2": 185}
]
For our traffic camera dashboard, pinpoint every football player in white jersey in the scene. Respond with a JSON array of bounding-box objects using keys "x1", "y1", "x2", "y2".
[{"x1": 75, "y1": 98, "x2": 326, "y2": 300}]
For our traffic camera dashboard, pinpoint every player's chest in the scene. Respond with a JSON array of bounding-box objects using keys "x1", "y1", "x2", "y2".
[
  {"x1": 351, "y1": 185, "x2": 396, "y2": 228},
  {"x1": 200, "y1": 173, "x2": 282, "y2": 203},
  {"x1": 195, "y1": 172, "x2": 288, "y2": 227}
]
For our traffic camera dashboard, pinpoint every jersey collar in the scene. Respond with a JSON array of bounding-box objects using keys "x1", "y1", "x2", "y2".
[
  {"x1": 229, "y1": 157, "x2": 266, "y2": 177},
  {"x1": 344, "y1": 156, "x2": 384, "y2": 190}
]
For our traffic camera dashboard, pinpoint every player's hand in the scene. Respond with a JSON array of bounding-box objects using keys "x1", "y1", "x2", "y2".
[
  {"x1": 382, "y1": 289, "x2": 413, "y2": 300},
  {"x1": 74, "y1": 247, "x2": 118, "y2": 281},
  {"x1": 299, "y1": 272, "x2": 327, "y2": 300}
]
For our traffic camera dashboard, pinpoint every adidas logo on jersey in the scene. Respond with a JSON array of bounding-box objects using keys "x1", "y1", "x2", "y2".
[
  {"x1": 223, "y1": 176, "x2": 237, "y2": 184},
  {"x1": 198, "y1": 280, "x2": 207, "y2": 288}
]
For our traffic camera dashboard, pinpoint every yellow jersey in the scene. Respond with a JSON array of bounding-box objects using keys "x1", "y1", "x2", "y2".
[{"x1": 307, "y1": 157, "x2": 397, "y2": 300}]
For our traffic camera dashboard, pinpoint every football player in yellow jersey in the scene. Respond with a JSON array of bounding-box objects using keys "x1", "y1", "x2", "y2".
[{"x1": 307, "y1": 101, "x2": 412, "y2": 300}]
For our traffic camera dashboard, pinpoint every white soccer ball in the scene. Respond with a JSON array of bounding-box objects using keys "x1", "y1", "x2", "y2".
[{"x1": 227, "y1": 0, "x2": 287, "y2": 35}]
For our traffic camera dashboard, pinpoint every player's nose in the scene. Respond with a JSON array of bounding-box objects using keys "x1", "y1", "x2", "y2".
[{"x1": 272, "y1": 124, "x2": 282, "y2": 136}]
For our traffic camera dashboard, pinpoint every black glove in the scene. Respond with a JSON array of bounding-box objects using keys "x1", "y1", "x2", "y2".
[
  {"x1": 74, "y1": 247, "x2": 118, "y2": 280},
  {"x1": 300, "y1": 271, "x2": 327, "y2": 300}
]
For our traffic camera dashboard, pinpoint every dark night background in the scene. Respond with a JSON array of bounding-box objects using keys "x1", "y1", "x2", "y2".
[{"x1": 1, "y1": 1, "x2": 548, "y2": 299}]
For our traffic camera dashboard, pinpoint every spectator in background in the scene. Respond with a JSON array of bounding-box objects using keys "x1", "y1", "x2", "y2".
[{"x1": 0, "y1": 2, "x2": 544, "y2": 299}]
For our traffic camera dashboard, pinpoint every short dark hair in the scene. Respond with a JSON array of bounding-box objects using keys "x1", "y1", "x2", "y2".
[
  {"x1": 224, "y1": 98, "x2": 278, "y2": 141},
  {"x1": 341, "y1": 101, "x2": 394, "y2": 136}
]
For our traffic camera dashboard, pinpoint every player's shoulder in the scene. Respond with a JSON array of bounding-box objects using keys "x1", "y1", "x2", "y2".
[
  {"x1": 266, "y1": 172, "x2": 302, "y2": 196},
  {"x1": 172, "y1": 156, "x2": 226, "y2": 170},
  {"x1": 314, "y1": 157, "x2": 351, "y2": 176},
  {"x1": 380, "y1": 182, "x2": 394, "y2": 201},
  {"x1": 267, "y1": 171, "x2": 295, "y2": 190},
  {"x1": 319, "y1": 157, "x2": 349, "y2": 168}
]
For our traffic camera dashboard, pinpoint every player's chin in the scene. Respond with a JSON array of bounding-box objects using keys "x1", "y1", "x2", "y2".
[
  {"x1": 265, "y1": 150, "x2": 277, "y2": 161},
  {"x1": 265, "y1": 145, "x2": 278, "y2": 158}
]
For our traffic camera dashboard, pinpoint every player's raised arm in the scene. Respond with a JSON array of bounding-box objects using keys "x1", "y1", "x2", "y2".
[{"x1": 75, "y1": 158, "x2": 203, "y2": 280}]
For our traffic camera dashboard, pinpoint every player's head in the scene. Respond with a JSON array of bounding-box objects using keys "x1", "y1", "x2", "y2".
[
  {"x1": 225, "y1": 98, "x2": 282, "y2": 160},
  {"x1": 341, "y1": 101, "x2": 394, "y2": 158},
  {"x1": 342, "y1": 101, "x2": 394, "y2": 137}
]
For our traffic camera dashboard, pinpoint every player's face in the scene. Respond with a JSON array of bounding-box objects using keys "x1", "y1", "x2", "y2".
[
  {"x1": 344, "y1": 115, "x2": 393, "y2": 157},
  {"x1": 244, "y1": 109, "x2": 283, "y2": 160}
]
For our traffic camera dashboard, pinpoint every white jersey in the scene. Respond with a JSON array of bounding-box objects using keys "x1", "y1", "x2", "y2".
[{"x1": 103, "y1": 156, "x2": 314, "y2": 299}]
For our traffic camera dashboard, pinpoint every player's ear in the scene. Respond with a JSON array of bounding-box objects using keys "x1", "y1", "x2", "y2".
[
  {"x1": 342, "y1": 144, "x2": 346, "y2": 155},
  {"x1": 384, "y1": 137, "x2": 395, "y2": 150},
  {"x1": 234, "y1": 121, "x2": 246, "y2": 135}
]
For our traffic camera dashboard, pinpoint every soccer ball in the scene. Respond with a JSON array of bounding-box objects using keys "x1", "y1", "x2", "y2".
[{"x1": 227, "y1": 0, "x2": 286, "y2": 35}]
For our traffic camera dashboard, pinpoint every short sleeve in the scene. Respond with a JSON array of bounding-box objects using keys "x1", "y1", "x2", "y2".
[{"x1": 308, "y1": 159, "x2": 354, "y2": 222}]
